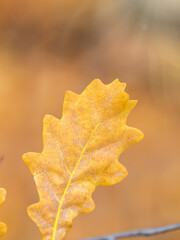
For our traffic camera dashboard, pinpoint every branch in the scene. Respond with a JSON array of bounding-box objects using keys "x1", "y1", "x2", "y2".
[{"x1": 79, "y1": 223, "x2": 180, "y2": 240}]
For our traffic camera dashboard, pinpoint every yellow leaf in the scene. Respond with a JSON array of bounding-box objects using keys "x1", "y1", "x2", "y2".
[
  {"x1": 23, "y1": 79, "x2": 144, "y2": 240},
  {"x1": 0, "y1": 188, "x2": 7, "y2": 237}
]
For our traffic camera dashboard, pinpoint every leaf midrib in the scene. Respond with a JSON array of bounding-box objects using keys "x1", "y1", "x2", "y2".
[{"x1": 51, "y1": 122, "x2": 101, "y2": 240}]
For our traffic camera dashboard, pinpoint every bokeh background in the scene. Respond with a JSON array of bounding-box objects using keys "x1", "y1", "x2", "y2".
[{"x1": 0, "y1": 0, "x2": 180, "y2": 239}]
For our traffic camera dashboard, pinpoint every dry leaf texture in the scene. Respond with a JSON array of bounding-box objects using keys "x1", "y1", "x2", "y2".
[
  {"x1": 0, "y1": 188, "x2": 7, "y2": 237},
  {"x1": 23, "y1": 79, "x2": 144, "y2": 240}
]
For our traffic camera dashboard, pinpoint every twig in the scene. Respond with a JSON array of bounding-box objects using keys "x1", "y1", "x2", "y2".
[{"x1": 79, "y1": 223, "x2": 180, "y2": 240}]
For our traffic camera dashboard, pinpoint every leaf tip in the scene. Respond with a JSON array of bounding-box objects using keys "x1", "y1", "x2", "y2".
[
  {"x1": 0, "y1": 188, "x2": 7, "y2": 206},
  {"x1": 0, "y1": 222, "x2": 7, "y2": 237},
  {"x1": 112, "y1": 79, "x2": 126, "y2": 90},
  {"x1": 0, "y1": 188, "x2": 7, "y2": 237},
  {"x1": 126, "y1": 127, "x2": 144, "y2": 147},
  {"x1": 137, "y1": 129, "x2": 144, "y2": 142},
  {"x1": 88, "y1": 78, "x2": 104, "y2": 88},
  {"x1": 22, "y1": 152, "x2": 39, "y2": 175},
  {"x1": 63, "y1": 90, "x2": 79, "y2": 115},
  {"x1": 43, "y1": 114, "x2": 53, "y2": 125}
]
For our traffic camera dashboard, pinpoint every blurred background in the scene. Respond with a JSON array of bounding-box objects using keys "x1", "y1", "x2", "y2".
[{"x1": 0, "y1": 0, "x2": 180, "y2": 239}]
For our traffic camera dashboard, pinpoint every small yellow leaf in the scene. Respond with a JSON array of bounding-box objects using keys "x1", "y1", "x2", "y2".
[
  {"x1": 23, "y1": 79, "x2": 144, "y2": 240},
  {"x1": 0, "y1": 188, "x2": 7, "y2": 237}
]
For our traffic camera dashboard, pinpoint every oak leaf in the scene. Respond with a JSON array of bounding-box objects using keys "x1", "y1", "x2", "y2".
[
  {"x1": 0, "y1": 188, "x2": 7, "y2": 237},
  {"x1": 23, "y1": 79, "x2": 144, "y2": 240}
]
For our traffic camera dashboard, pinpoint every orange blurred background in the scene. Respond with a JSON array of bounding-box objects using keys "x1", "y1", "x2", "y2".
[{"x1": 0, "y1": 1, "x2": 180, "y2": 240}]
